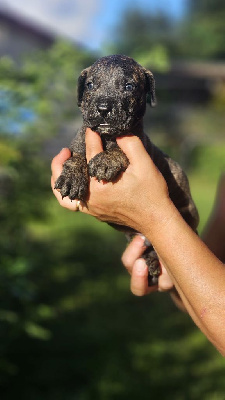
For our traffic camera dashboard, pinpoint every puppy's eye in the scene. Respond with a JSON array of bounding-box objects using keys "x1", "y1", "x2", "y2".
[
  {"x1": 87, "y1": 82, "x2": 94, "y2": 90},
  {"x1": 125, "y1": 83, "x2": 133, "y2": 91}
]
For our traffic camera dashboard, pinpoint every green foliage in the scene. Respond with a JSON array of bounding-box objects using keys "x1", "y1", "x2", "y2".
[
  {"x1": 0, "y1": 41, "x2": 95, "y2": 139},
  {"x1": 174, "y1": 0, "x2": 225, "y2": 60},
  {"x1": 189, "y1": 0, "x2": 225, "y2": 16},
  {"x1": 177, "y1": 14, "x2": 225, "y2": 60},
  {"x1": 0, "y1": 41, "x2": 98, "y2": 394},
  {"x1": 21, "y1": 41, "x2": 94, "y2": 123},
  {"x1": 2, "y1": 202, "x2": 225, "y2": 399},
  {"x1": 191, "y1": 144, "x2": 225, "y2": 178},
  {"x1": 189, "y1": 144, "x2": 225, "y2": 232},
  {"x1": 108, "y1": 9, "x2": 171, "y2": 71},
  {"x1": 135, "y1": 45, "x2": 170, "y2": 73},
  {"x1": 110, "y1": 3, "x2": 225, "y2": 62},
  {"x1": 0, "y1": 139, "x2": 21, "y2": 166}
]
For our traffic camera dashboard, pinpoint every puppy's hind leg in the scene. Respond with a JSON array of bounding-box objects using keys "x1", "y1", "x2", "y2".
[
  {"x1": 125, "y1": 233, "x2": 160, "y2": 286},
  {"x1": 142, "y1": 241, "x2": 160, "y2": 286}
]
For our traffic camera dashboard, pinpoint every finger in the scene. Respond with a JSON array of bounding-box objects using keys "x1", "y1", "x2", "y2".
[
  {"x1": 51, "y1": 148, "x2": 71, "y2": 181},
  {"x1": 158, "y1": 264, "x2": 174, "y2": 292},
  {"x1": 131, "y1": 259, "x2": 157, "y2": 296},
  {"x1": 121, "y1": 235, "x2": 146, "y2": 274},
  {"x1": 116, "y1": 135, "x2": 153, "y2": 168},
  {"x1": 85, "y1": 128, "x2": 103, "y2": 163}
]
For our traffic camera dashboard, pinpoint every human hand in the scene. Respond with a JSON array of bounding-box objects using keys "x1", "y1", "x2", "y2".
[
  {"x1": 122, "y1": 235, "x2": 174, "y2": 295},
  {"x1": 51, "y1": 128, "x2": 172, "y2": 234},
  {"x1": 51, "y1": 131, "x2": 176, "y2": 300}
]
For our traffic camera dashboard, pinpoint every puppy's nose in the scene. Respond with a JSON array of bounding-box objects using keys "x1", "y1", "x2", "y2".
[{"x1": 97, "y1": 102, "x2": 111, "y2": 116}]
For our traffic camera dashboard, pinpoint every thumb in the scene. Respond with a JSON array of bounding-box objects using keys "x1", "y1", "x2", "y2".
[
  {"x1": 85, "y1": 128, "x2": 103, "y2": 163},
  {"x1": 116, "y1": 135, "x2": 153, "y2": 168},
  {"x1": 51, "y1": 148, "x2": 71, "y2": 181}
]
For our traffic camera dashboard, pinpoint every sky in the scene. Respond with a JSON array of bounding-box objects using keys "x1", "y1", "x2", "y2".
[{"x1": 0, "y1": 0, "x2": 188, "y2": 51}]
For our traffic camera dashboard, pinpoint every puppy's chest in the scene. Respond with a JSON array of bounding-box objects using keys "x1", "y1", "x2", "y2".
[{"x1": 100, "y1": 135, "x2": 118, "y2": 151}]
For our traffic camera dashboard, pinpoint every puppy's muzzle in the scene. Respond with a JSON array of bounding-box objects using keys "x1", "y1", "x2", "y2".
[{"x1": 97, "y1": 101, "x2": 112, "y2": 118}]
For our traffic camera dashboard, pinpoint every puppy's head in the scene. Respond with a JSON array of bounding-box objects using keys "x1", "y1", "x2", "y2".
[{"x1": 77, "y1": 55, "x2": 156, "y2": 136}]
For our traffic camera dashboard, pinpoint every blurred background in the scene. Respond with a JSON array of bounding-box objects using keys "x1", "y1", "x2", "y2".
[{"x1": 0, "y1": 0, "x2": 225, "y2": 399}]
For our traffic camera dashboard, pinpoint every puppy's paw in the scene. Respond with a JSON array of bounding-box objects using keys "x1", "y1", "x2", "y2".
[
  {"x1": 54, "y1": 155, "x2": 88, "y2": 201},
  {"x1": 88, "y1": 150, "x2": 129, "y2": 182},
  {"x1": 142, "y1": 248, "x2": 161, "y2": 286}
]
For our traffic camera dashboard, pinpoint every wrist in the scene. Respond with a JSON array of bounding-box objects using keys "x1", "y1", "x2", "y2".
[{"x1": 129, "y1": 195, "x2": 177, "y2": 239}]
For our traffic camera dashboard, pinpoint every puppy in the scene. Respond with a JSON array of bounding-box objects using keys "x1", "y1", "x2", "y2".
[{"x1": 55, "y1": 55, "x2": 199, "y2": 285}]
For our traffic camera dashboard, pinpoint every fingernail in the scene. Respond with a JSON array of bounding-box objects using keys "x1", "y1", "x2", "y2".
[
  {"x1": 138, "y1": 235, "x2": 146, "y2": 241},
  {"x1": 136, "y1": 234, "x2": 151, "y2": 247},
  {"x1": 135, "y1": 234, "x2": 146, "y2": 247}
]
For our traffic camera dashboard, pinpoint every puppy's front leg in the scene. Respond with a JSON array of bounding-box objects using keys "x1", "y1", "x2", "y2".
[
  {"x1": 55, "y1": 153, "x2": 88, "y2": 201},
  {"x1": 54, "y1": 128, "x2": 89, "y2": 201},
  {"x1": 88, "y1": 143, "x2": 129, "y2": 182}
]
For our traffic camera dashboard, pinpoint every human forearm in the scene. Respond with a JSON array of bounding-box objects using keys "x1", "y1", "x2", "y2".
[{"x1": 142, "y1": 200, "x2": 225, "y2": 355}]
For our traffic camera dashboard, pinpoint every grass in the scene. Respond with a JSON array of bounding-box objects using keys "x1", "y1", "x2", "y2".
[{"x1": 189, "y1": 173, "x2": 218, "y2": 233}]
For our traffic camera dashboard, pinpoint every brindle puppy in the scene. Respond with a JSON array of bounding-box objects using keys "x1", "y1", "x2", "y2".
[{"x1": 55, "y1": 55, "x2": 199, "y2": 285}]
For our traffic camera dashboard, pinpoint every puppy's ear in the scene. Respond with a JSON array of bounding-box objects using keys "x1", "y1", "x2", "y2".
[
  {"x1": 77, "y1": 67, "x2": 91, "y2": 107},
  {"x1": 144, "y1": 68, "x2": 157, "y2": 107}
]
